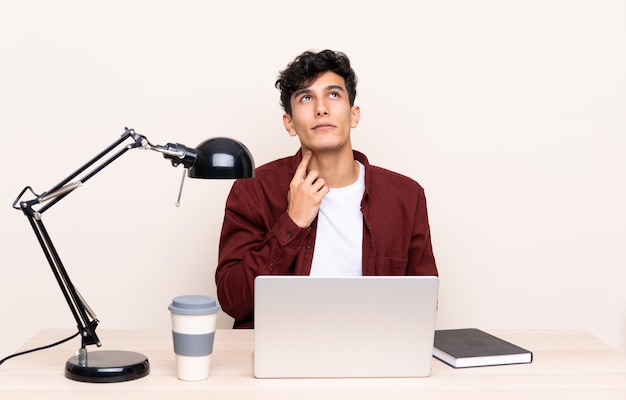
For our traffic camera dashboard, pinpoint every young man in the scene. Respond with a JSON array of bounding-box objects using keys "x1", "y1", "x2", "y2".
[{"x1": 215, "y1": 49, "x2": 438, "y2": 328}]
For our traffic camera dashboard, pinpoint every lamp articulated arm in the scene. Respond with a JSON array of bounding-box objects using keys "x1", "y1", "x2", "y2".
[
  {"x1": 12, "y1": 128, "x2": 149, "y2": 353},
  {"x1": 12, "y1": 127, "x2": 254, "y2": 358}
]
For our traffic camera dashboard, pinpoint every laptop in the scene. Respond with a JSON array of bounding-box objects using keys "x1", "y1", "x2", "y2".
[{"x1": 253, "y1": 275, "x2": 439, "y2": 378}]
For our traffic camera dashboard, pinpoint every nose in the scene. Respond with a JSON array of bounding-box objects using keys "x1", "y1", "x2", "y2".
[{"x1": 315, "y1": 100, "x2": 329, "y2": 117}]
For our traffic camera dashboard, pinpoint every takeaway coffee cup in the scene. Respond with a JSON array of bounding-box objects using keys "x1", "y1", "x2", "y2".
[{"x1": 168, "y1": 295, "x2": 220, "y2": 381}]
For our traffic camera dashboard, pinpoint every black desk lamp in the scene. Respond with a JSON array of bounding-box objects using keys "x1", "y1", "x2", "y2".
[{"x1": 11, "y1": 128, "x2": 254, "y2": 383}]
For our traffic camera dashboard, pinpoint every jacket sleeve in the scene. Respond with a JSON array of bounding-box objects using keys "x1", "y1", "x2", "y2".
[
  {"x1": 408, "y1": 188, "x2": 438, "y2": 276},
  {"x1": 215, "y1": 179, "x2": 309, "y2": 323}
]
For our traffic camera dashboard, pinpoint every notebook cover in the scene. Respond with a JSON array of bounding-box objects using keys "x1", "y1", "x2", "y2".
[{"x1": 433, "y1": 328, "x2": 533, "y2": 368}]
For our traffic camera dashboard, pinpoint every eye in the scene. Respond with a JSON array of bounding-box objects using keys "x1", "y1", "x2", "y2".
[
  {"x1": 299, "y1": 94, "x2": 312, "y2": 103},
  {"x1": 329, "y1": 91, "x2": 340, "y2": 98}
]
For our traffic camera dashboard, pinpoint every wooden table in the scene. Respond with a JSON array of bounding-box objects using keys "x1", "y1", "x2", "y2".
[{"x1": 1, "y1": 329, "x2": 625, "y2": 399}]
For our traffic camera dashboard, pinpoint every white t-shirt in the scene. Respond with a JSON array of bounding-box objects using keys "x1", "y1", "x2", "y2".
[{"x1": 309, "y1": 161, "x2": 365, "y2": 276}]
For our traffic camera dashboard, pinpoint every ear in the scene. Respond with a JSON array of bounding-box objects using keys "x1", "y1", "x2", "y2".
[
  {"x1": 350, "y1": 106, "x2": 361, "y2": 128},
  {"x1": 283, "y1": 113, "x2": 298, "y2": 137}
]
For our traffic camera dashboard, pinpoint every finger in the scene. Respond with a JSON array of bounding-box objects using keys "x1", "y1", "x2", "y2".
[
  {"x1": 294, "y1": 150, "x2": 312, "y2": 180},
  {"x1": 303, "y1": 168, "x2": 320, "y2": 186},
  {"x1": 311, "y1": 177, "x2": 328, "y2": 194}
]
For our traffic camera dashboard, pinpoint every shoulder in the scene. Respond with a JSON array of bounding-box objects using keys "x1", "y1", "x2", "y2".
[
  {"x1": 367, "y1": 165, "x2": 424, "y2": 195},
  {"x1": 231, "y1": 154, "x2": 296, "y2": 192},
  {"x1": 355, "y1": 151, "x2": 424, "y2": 196},
  {"x1": 255, "y1": 155, "x2": 297, "y2": 175}
]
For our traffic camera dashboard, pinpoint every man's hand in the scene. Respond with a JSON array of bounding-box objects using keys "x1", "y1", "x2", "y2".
[{"x1": 287, "y1": 150, "x2": 329, "y2": 228}]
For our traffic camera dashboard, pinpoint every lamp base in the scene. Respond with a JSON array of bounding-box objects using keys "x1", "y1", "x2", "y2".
[{"x1": 65, "y1": 350, "x2": 150, "y2": 383}]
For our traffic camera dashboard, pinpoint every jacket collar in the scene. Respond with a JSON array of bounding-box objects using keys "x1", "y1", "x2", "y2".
[{"x1": 290, "y1": 148, "x2": 371, "y2": 199}]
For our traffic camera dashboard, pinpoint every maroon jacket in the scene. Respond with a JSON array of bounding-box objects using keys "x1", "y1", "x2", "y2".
[{"x1": 215, "y1": 150, "x2": 438, "y2": 328}]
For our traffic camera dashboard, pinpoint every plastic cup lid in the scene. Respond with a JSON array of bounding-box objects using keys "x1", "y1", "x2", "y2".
[{"x1": 168, "y1": 295, "x2": 220, "y2": 315}]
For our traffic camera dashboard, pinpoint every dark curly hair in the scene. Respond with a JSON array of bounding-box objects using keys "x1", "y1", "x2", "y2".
[{"x1": 275, "y1": 49, "x2": 358, "y2": 115}]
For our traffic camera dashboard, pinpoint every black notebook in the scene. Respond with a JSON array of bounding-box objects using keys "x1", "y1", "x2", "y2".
[{"x1": 433, "y1": 328, "x2": 533, "y2": 368}]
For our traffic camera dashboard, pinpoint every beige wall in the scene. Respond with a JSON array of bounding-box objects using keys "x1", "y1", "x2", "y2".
[{"x1": 1, "y1": 0, "x2": 624, "y2": 361}]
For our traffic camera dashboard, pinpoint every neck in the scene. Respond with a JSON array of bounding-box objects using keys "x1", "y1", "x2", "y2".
[{"x1": 306, "y1": 147, "x2": 359, "y2": 188}]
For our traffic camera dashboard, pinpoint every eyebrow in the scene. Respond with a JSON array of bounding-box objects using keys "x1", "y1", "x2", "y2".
[{"x1": 293, "y1": 85, "x2": 345, "y2": 99}]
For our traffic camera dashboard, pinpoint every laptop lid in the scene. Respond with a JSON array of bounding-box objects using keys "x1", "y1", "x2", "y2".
[{"x1": 253, "y1": 275, "x2": 439, "y2": 378}]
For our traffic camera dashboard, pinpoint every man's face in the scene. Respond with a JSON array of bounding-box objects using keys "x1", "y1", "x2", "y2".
[{"x1": 283, "y1": 71, "x2": 360, "y2": 154}]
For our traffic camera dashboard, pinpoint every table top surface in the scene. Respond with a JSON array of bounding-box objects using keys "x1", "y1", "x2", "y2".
[{"x1": 1, "y1": 328, "x2": 625, "y2": 400}]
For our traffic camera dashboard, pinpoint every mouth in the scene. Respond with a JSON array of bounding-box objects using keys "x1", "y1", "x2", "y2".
[{"x1": 312, "y1": 123, "x2": 336, "y2": 131}]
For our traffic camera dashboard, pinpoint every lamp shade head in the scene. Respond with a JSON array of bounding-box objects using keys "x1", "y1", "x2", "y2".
[{"x1": 188, "y1": 137, "x2": 255, "y2": 179}]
